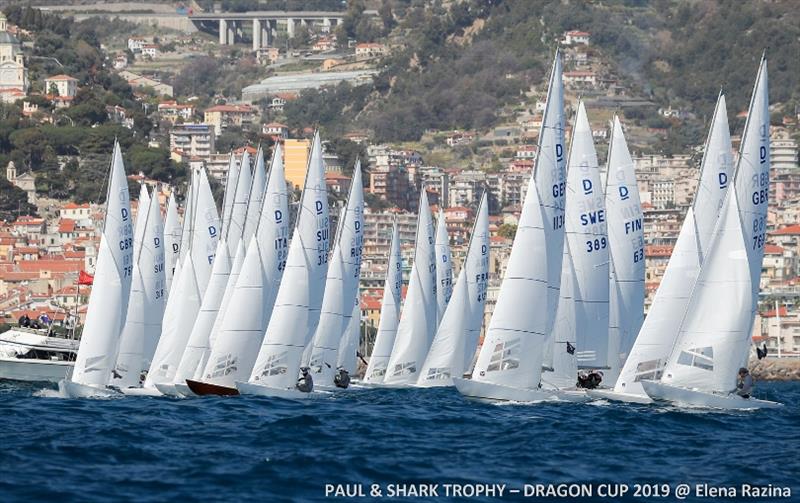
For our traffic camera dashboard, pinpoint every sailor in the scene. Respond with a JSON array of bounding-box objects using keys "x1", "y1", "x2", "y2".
[
  {"x1": 333, "y1": 367, "x2": 351, "y2": 389},
  {"x1": 576, "y1": 370, "x2": 590, "y2": 389},
  {"x1": 19, "y1": 314, "x2": 30, "y2": 327},
  {"x1": 588, "y1": 370, "x2": 603, "y2": 389},
  {"x1": 736, "y1": 368, "x2": 753, "y2": 399},
  {"x1": 296, "y1": 367, "x2": 314, "y2": 393}
]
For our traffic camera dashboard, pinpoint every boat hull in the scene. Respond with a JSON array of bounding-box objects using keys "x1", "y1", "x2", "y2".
[
  {"x1": 235, "y1": 381, "x2": 327, "y2": 399},
  {"x1": 153, "y1": 383, "x2": 183, "y2": 397},
  {"x1": 0, "y1": 357, "x2": 73, "y2": 383},
  {"x1": 453, "y1": 378, "x2": 558, "y2": 403},
  {"x1": 58, "y1": 379, "x2": 118, "y2": 398},
  {"x1": 549, "y1": 388, "x2": 591, "y2": 403},
  {"x1": 586, "y1": 388, "x2": 653, "y2": 404},
  {"x1": 641, "y1": 381, "x2": 783, "y2": 410},
  {"x1": 185, "y1": 379, "x2": 240, "y2": 396},
  {"x1": 119, "y1": 386, "x2": 162, "y2": 397}
]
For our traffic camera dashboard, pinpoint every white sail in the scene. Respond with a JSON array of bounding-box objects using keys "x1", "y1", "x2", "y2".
[
  {"x1": 112, "y1": 186, "x2": 168, "y2": 387},
  {"x1": 308, "y1": 164, "x2": 364, "y2": 387},
  {"x1": 220, "y1": 152, "x2": 240, "y2": 237},
  {"x1": 471, "y1": 176, "x2": 548, "y2": 388},
  {"x1": 199, "y1": 143, "x2": 289, "y2": 389},
  {"x1": 434, "y1": 209, "x2": 452, "y2": 325},
  {"x1": 537, "y1": 50, "x2": 568, "y2": 370},
  {"x1": 363, "y1": 221, "x2": 402, "y2": 383},
  {"x1": 542, "y1": 102, "x2": 608, "y2": 389},
  {"x1": 172, "y1": 238, "x2": 231, "y2": 384},
  {"x1": 144, "y1": 168, "x2": 220, "y2": 388},
  {"x1": 163, "y1": 191, "x2": 182, "y2": 294},
  {"x1": 660, "y1": 57, "x2": 769, "y2": 394},
  {"x1": 178, "y1": 170, "x2": 197, "y2": 264},
  {"x1": 605, "y1": 116, "x2": 645, "y2": 381},
  {"x1": 336, "y1": 299, "x2": 361, "y2": 374},
  {"x1": 243, "y1": 145, "x2": 267, "y2": 246},
  {"x1": 133, "y1": 185, "x2": 151, "y2": 248},
  {"x1": 613, "y1": 94, "x2": 733, "y2": 397},
  {"x1": 383, "y1": 191, "x2": 436, "y2": 385},
  {"x1": 226, "y1": 149, "x2": 253, "y2": 254},
  {"x1": 418, "y1": 192, "x2": 489, "y2": 386},
  {"x1": 246, "y1": 132, "x2": 330, "y2": 390},
  {"x1": 70, "y1": 141, "x2": 134, "y2": 388}
]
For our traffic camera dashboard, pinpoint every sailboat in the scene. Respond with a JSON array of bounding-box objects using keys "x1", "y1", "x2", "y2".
[
  {"x1": 236, "y1": 132, "x2": 330, "y2": 398},
  {"x1": 604, "y1": 116, "x2": 646, "y2": 385},
  {"x1": 540, "y1": 102, "x2": 608, "y2": 402},
  {"x1": 362, "y1": 221, "x2": 402, "y2": 384},
  {"x1": 170, "y1": 150, "x2": 253, "y2": 395},
  {"x1": 434, "y1": 209, "x2": 452, "y2": 325},
  {"x1": 186, "y1": 144, "x2": 289, "y2": 396},
  {"x1": 417, "y1": 191, "x2": 489, "y2": 387},
  {"x1": 163, "y1": 191, "x2": 182, "y2": 295},
  {"x1": 641, "y1": 55, "x2": 782, "y2": 409},
  {"x1": 59, "y1": 141, "x2": 134, "y2": 398},
  {"x1": 454, "y1": 50, "x2": 565, "y2": 402},
  {"x1": 382, "y1": 190, "x2": 436, "y2": 387},
  {"x1": 589, "y1": 93, "x2": 733, "y2": 404},
  {"x1": 111, "y1": 185, "x2": 166, "y2": 389},
  {"x1": 134, "y1": 167, "x2": 220, "y2": 396},
  {"x1": 307, "y1": 163, "x2": 364, "y2": 389}
]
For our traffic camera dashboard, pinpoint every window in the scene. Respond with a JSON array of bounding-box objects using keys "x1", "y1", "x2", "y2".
[
  {"x1": 633, "y1": 358, "x2": 664, "y2": 382},
  {"x1": 487, "y1": 338, "x2": 520, "y2": 372},
  {"x1": 424, "y1": 367, "x2": 451, "y2": 381},
  {"x1": 676, "y1": 346, "x2": 713, "y2": 371},
  {"x1": 255, "y1": 351, "x2": 288, "y2": 379},
  {"x1": 391, "y1": 361, "x2": 416, "y2": 376}
]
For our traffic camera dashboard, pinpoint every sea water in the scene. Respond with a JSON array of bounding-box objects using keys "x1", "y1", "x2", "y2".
[{"x1": 0, "y1": 381, "x2": 797, "y2": 501}]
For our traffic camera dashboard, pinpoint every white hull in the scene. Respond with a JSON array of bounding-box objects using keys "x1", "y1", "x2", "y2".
[
  {"x1": 586, "y1": 388, "x2": 653, "y2": 404},
  {"x1": 641, "y1": 381, "x2": 783, "y2": 410},
  {"x1": 549, "y1": 388, "x2": 591, "y2": 403},
  {"x1": 416, "y1": 379, "x2": 454, "y2": 389},
  {"x1": 174, "y1": 382, "x2": 195, "y2": 396},
  {"x1": 235, "y1": 381, "x2": 329, "y2": 399},
  {"x1": 154, "y1": 383, "x2": 183, "y2": 397},
  {"x1": 453, "y1": 378, "x2": 558, "y2": 403},
  {"x1": 0, "y1": 357, "x2": 73, "y2": 383},
  {"x1": 119, "y1": 386, "x2": 163, "y2": 397},
  {"x1": 58, "y1": 379, "x2": 119, "y2": 398}
]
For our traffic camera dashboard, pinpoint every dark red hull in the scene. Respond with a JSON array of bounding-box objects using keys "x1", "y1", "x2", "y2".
[{"x1": 185, "y1": 379, "x2": 240, "y2": 396}]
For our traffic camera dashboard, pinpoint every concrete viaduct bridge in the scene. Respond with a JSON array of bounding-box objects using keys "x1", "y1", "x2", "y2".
[{"x1": 189, "y1": 11, "x2": 345, "y2": 50}]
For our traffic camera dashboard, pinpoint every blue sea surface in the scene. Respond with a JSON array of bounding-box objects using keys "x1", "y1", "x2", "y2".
[{"x1": 0, "y1": 381, "x2": 798, "y2": 502}]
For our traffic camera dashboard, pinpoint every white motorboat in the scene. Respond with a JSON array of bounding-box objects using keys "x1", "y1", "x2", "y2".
[{"x1": 0, "y1": 327, "x2": 78, "y2": 382}]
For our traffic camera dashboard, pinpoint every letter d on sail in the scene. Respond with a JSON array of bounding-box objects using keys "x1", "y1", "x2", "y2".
[
  {"x1": 618, "y1": 186, "x2": 629, "y2": 201},
  {"x1": 583, "y1": 179, "x2": 593, "y2": 195}
]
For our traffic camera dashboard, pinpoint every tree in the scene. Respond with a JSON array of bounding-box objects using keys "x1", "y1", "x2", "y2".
[
  {"x1": 0, "y1": 177, "x2": 36, "y2": 221},
  {"x1": 497, "y1": 224, "x2": 517, "y2": 240}
]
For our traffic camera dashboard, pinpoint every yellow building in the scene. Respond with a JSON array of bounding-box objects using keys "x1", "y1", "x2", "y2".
[{"x1": 284, "y1": 139, "x2": 310, "y2": 189}]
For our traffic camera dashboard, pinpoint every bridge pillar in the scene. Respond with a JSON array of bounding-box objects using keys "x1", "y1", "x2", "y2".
[
  {"x1": 219, "y1": 19, "x2": 227, "y2": 44},
  {"x1": 322, "y1": 17, "x2": 331, "y2": 33},
  {"x1": 253, "y1": 18, "x2": 261, "y2": 51},
  {"x1": 286, "y1": 17, "x2": 295, "y2": 38},
  {"x1": 227, "y1": 21, "x2": 236, "y2": 44}
]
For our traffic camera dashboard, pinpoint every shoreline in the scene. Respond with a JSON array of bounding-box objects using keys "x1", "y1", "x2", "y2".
[{"x1": 749, "y1": 357, "x2": 800, "y2": 381}]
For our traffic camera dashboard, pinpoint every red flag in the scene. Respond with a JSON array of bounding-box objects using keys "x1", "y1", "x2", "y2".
[{"x1": 78, "y1": 270, "x2": 94, "y2": 286}]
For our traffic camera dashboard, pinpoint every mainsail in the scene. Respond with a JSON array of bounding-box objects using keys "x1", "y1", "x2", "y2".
[
  {"x1": 163, "y1": 191, "x2": 182, "y2": 294},
  {"x1": 605, "y1": 116, "x2": 645, "y2": 381},
  {"x1": 307, "y1": 163, "x2": 364, "y2": 387},
  {"x1": 68, "y1": 141, "x2": 134, "y2": 389},
  {"x1": 112, "y1": 186, "x2": 166, "y2": 387},
  {"x1": 418, "y1": 191, "x2": 489, "y2": 387},
  {"x1": 383, "y1": 190, "x2": 436, "y2": 386},
  {"x1": 434, "y1": 209, "x2": 452, "y2": 325}
]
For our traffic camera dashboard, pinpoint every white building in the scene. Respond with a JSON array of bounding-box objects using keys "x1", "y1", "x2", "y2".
[
  {"x1": 0, "y1": 13, "x2": 28, "y2": 93},
  {"x1": 44, "y1": 74, "x2": 78, "y2": 97},
  {"x1": 169, "y1": 123, "x2": 215, "y2": 158}
]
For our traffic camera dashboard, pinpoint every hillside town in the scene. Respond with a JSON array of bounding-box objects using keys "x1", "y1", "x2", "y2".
[{"x1": 0, "y1": 3, "x2": 798, "y2": 359}]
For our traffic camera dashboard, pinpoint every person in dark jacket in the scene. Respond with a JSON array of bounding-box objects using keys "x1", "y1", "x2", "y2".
[
  {"x1": 296, "y1": 367, "x2": 314, "y2": 393},
  {"x1": 334, "y1": 367, "x2": 351, "y2": 389},
  {"x1": 736, "y1": 367, "x2": 754, "y2": 398}
]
